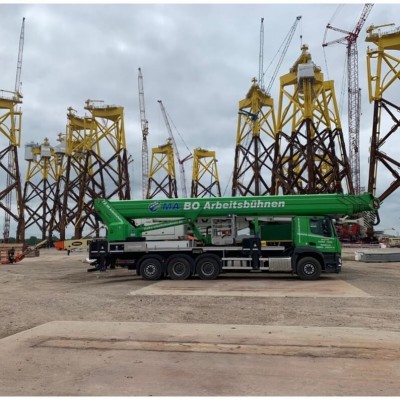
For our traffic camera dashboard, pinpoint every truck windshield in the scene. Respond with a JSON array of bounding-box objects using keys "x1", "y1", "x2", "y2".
[{"x1": 310, "y1": 218, "x2": 332, "y2": 237}]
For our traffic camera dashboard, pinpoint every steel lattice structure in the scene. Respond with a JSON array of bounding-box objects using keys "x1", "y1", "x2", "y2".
[
  {"x1": 22, "y1": 138, "x2": 61, "y2": 240},
  {"x1": 366, "y1": 24, "x2": 400, "y2": 202},
  {"x1": 147, "y1": 139, "x2": 178, "y2": 199},
  {"x1": 0, "y1": 92, "x2": 24, "y2": 242},
  {"x1": 191, "y1": 148, "x2": 221, "y2": 198},
  {"x1": 272, "y1": 45, "x2": 354, "y2": 195},
  {"x1": 55, "y1": 101, "x2": 131, "y2": 239},
  {"x1": 47, "y1": 134, "x2": 67, "y2": 241},
  {"x1": 232, "y1": 78, "x2": 276, "y2": 196}
]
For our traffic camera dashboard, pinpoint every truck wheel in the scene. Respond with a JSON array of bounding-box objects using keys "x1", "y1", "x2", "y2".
[
  {"x1": 297, "y1": 256, "x2": 321, "y2": 280},
  {"x1": 195, "y1": 254, "x2": 220, "y2": 280},
  {"x1": 166, "y1": 255, "x2": 192, "y2": 280},
  {"x1": 139, "y1": 256, "x2": 163, "y2": 280}
]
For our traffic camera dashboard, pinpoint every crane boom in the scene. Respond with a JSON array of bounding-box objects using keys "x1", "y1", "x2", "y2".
[
  {"x1": 14, "y1": 17, "x2": 25, "y2": 98},
  {"x1": 322, "y1": 4, "x2": 373, "y2": 195},
  {"x1": 259, "y1": 17, "x2": 264, "y2": 88},
  {"x1": 138, "y1": 67, "x2": 149, "y2": 199},
  {"x1": 158, "y1": 100, "x2": 191, "y2": 198},
  {"x1": 264, "y1": 15, "x2": 301, "y2": 95}
]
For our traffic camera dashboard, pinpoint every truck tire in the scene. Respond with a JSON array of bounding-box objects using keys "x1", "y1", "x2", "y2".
[
  {"x1": 195, "y1": 254, "x2": 220, "y2": 280},
  {"x1": 166, "y1": 254, "x2": 192, "y2": 280},
  {"x1": 297, "y1": 256, "x2": 321, "y2": 280},
  {"x1": 139, "y1": 256, "x2": 164, "y2": 280}
]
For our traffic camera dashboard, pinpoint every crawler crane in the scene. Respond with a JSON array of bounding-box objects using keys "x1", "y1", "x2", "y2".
[{"x1": 323, "y1": 4, "x2": 374, "y2": 194}]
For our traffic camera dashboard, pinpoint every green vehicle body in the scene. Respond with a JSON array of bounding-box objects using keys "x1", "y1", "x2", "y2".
[{"x1": 89, "y1": 193, "x2": 379, "y2": 280}]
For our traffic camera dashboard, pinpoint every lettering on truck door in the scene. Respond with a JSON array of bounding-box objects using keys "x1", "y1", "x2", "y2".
[{"x1": 309, "y1": 218, "x2": 336, "y2": 251}]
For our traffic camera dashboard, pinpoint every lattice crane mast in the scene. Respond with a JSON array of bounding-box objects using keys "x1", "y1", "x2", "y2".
[
  {"x1": 322, "y1": 4, "x2": 373, "y2": 194},
  {"x1": 3, "y1": 17, "x2": 25, "y2": 242},
  {"x1": 138, "y1": 67, "x2": 149, "y2": 199},
  {"x1": 157, "y1": 100, "x2": 192, "y2": 198}
]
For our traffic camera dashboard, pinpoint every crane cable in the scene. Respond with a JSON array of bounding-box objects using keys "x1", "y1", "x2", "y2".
[
  {"x1": 322, "y1": 4, "x2": 344, "y2": 81},
  {"x1": 164, "y1": 107, "x2": 192, "y2": 157},
  {"x1": 339, "y1": 52, "x2": 348, "y2": 116}
]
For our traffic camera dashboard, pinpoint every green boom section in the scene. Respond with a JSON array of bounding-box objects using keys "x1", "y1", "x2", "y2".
[{"x1": 94, "y1": 193, "x2": 379, "y2": 242}]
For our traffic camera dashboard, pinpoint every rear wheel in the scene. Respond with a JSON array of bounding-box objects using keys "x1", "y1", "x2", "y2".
[
  {"x1": 139, "y1": 256, "x2": 163, "y2": 280},
  {"x1": 166, "y1": 254, "x2": 193, "y2": 280},
  {"x1": 195, "y1": 254, "x2": 220, "y2": 280},
  {"x1": 297, "y1": 256, "x2": 321, "y2": 280}
]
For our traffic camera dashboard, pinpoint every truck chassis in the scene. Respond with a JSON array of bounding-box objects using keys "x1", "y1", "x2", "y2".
[{"x1": 89, "y1": 238, "x2": 341, "y2": 281}]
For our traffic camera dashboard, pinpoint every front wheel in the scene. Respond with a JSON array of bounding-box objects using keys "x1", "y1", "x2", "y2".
[
  {"x1": 297, "y1": 256, "x2": 321, "y2": 280},
  {"x1": 195, "y1": 254, "x2": 220, "y2": 280},
  {"x1": 139, "y1": 256, "x2": 164, "y2": 280}
]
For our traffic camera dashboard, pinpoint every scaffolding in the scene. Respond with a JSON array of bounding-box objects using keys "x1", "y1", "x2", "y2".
[
  {"x1": 232, "y1": 78, "x2": 276, "y2": 196},
  {"x1": 191, "y1": 148, "x2": 221, "y2": 198},
  {"x1": 272, "y1": 45, "x2": 353, "y2": 195}
]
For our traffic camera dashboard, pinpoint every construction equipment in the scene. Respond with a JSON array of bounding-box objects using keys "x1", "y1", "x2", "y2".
[
  {"x1": 263, "y1": 15, "x2": 302, "y2": 96},
  {"x1": 138, "y1": 67, "x2": 149, "y2": 199},
  {"x1": 258, "y1": 17, "x2": 265, "y2": 89},
  {"x1": 323, "y1": 4, "x2": 374, "y2": 195},
  {"x1": 88, "y1": 193, "x2": 379, "y2": 280},
  {"x1": 54, "y1": 238, "x2": 91, "y2": 253},
  {"x1": 0, "y1": 238, "x2": 47, "y2": 265},
  {"x1": 158, "y1": 100, "x2": 192, "y2": 198}
]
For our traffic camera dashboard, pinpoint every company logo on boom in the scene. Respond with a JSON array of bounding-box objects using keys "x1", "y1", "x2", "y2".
[{"x1": 183, "y1": 200, "x2": 286, "y2": 210}]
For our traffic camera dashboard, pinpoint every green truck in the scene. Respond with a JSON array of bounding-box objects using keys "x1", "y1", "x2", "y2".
[{"x1": 88, "y1": 193, "x2": 380, "y2": 280}]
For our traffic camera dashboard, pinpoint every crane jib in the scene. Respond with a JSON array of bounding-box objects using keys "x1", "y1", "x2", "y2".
[{"x1": 101, "y1": 193, "x2": 380, "y2": 221}]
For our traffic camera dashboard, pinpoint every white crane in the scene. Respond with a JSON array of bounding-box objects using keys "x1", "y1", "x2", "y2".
[
  {"x1": 138, "y1": 67, "x2": 149, "y2": 199},
  {"x1": 258, "y1": 17, "x2": 264, "y2": 89}
]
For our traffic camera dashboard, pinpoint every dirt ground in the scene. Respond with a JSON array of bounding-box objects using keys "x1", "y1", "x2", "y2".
[{"x1": 1, "y1": 247, "x2": 400, "y2": 395}]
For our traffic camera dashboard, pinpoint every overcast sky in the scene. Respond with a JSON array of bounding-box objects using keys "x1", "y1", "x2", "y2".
[{"x1": 1, "y1": 1, "x2": 399, "y2": 236}]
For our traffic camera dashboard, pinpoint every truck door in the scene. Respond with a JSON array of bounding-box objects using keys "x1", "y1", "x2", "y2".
[{"x1": 308, "y1": 217, "x2": 339, "y2": 253}]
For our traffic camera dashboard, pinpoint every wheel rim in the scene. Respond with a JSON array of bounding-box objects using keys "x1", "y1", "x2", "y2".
[
  {"x1": 303, "y1": 263, "x2": 315, "y2": 275},
  {"x1": 144, "y1": 263, "x2": 157, "y2": 276},
  {"x1": 201, "y1": 261, "x2": 215, "y2": 276},
  {"x1": 173, "y1": 262, "x2": 186, "y2": 276}
]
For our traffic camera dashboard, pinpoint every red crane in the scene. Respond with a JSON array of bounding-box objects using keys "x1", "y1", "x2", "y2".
[{"x1": 323, "y1": 4, "x2": 373, "y2": 195}]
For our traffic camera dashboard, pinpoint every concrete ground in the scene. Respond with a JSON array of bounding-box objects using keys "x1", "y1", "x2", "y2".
[{"x1": 0, "y1": 248, "x2": 400, "y2": 395}]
